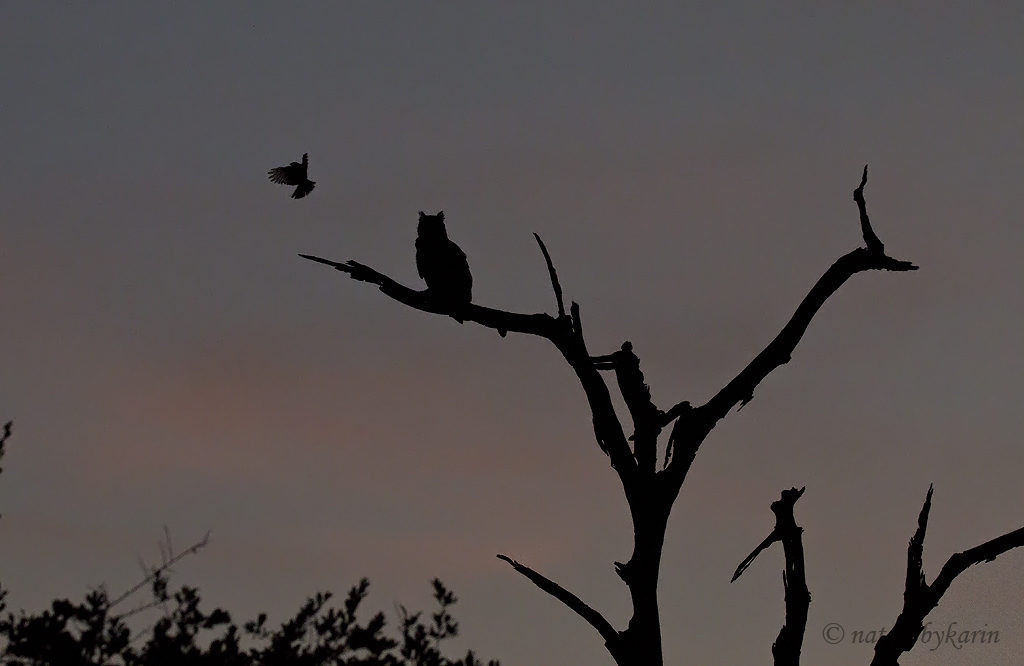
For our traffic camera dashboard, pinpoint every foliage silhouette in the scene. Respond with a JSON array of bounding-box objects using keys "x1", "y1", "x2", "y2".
[
  {"x1": 0, "y1": 574, "x2": 496, "y2": 666},
  {"x1": 0, "y1": 424, "x2": 497, "y2": 666}
]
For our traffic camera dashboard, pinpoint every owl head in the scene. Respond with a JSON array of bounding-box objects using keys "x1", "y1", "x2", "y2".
[{"x1": 417, "y1": 210, "x2": 447, "y2": 239}]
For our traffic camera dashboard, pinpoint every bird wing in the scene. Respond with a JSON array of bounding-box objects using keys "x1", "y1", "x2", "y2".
[
  {"x1": 268, "y1": 164, "x2": 302, "y2": 185},
  {"x1": 450, "y1": 243, "x2": 473, "y2": 296},
  {"x1": 415, "y1": 237, "x2": 429, "y2": 280}
]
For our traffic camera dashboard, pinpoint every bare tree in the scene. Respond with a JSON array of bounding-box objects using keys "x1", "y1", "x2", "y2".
[{"x1": 302, "y1": 167, "x2": 1024, "y2": 665}]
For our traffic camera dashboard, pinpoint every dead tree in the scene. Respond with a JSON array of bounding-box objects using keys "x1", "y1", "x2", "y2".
[{"x1": 302, "y1": 167, "x2": 1024, "y2": 665}]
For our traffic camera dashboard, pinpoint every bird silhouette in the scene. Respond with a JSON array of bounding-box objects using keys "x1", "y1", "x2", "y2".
[
  {"x1": 268, "y1": 152, "x2": 316, "y2": 199},
  {"x1": 415, "y1": 211, "x2": 472, "y2": 321}
]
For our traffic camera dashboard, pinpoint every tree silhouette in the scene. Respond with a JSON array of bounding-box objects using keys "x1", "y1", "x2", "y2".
[
  {"x1": 0, "y1": 425, "x2": 497, "y2": 666},
  {"x1": 0, "y1": 574, "x2": 496, "y2": 665},
  {"x1": 301, "y1": 167, "x2": 1024, "y2": 666}
]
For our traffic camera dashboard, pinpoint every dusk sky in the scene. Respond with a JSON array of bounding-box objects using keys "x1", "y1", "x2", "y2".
[{"x1": 3, "y1": 4, "x2": 1024, "y2": 664}]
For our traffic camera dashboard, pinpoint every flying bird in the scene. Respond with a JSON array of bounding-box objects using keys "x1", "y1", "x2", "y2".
[
  {"x1": 415, "y1": 210, "x2": 472, "y2": 321},
  {"x1": 268, "y1": 152, "x2": 316, "y2": 199}
]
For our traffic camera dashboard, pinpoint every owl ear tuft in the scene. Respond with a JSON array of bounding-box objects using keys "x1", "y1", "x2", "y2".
[
  {"x1": 437, "y1": 211, "x2": 445, "y2": 221},
  {"x1": 419, "y1": 211, "x2": 426, "y2": 220}
]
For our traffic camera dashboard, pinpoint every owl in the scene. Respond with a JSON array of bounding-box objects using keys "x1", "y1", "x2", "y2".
[
  {"x1": 415, "y1": 211, "x2": 472, "y2": 319},
  {"x1": 268, "y1": 152, "x2": 316, "y2": 199}
]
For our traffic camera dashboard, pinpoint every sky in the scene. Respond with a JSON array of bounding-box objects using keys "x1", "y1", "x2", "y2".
[{"x1": 2, "y1": 3, "x2": 1024, "y2": 664}]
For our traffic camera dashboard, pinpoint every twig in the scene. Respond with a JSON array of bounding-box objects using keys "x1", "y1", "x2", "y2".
[
  {"x1": 0, "y1": 421, "x2": 10, "y2": 517},
  {"x1": 0, "y1": 421, "x2": 10, "y2": 476},
  {"x1": 854, "y1": 165, "x2": 885, "y2": 253},
  {"x1": 533, "y1": 233, "x2": 566, "y2": 318},
  {"x1": 108, "y1": 531, "x2": 211, "y2": 611}
]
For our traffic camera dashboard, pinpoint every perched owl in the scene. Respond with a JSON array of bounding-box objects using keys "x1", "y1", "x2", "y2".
[
  {"x1": 268, "y1": 152, "x2": 316, "y2": 199},
  {"x1": 415, "y1": 210, "x2": 472, "y2": 320}
]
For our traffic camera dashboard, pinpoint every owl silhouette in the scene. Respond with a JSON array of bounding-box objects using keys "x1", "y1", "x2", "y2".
[
  {"x1": 415, "y1": 211, "x2": 472, "y2": 321},
  {"x1": 268, "y1": 152, "x2": 316, "y2": 199}
]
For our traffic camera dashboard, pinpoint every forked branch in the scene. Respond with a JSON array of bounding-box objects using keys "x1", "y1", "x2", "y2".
[
  {"x1": 591, "y1": 341, "x2": 667, "y2": 472},
  {"x1": 300, "y1": 253, "x2": 636, "y2": 479},
  {"x1": 871, "y1": 486, "x2": 1024, "y2": 666},
  {"x1": 700, "y1": 247, "x2": 915, "y2": 419},
  {"x1": 732, "y1": 487, "x2": 809, "y2": 666},
  {"x1": 665, "y1": 168, "x2": 917, "y2": 480},
  {"x1": 108, "y1": 530, "x2": 211, "y2": 611}
]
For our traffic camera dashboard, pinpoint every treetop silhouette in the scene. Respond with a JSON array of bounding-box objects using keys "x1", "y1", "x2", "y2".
[{"x1": 301, "y1": 167, "x2": 1024, "y2": 666}]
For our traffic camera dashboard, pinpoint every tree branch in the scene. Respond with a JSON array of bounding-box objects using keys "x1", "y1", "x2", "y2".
[
  {"x1": 533, "y1": 233, "x2": 566, "y2": 318},
  {"x1": 702, "y1": 167, "x2": 916, "y2": 419},
  {"x1": 771, "y1": 487, "x2": 809, "y2": 666},
  {"x1": 561, "y1": 303, "x2": 636, "y2": 477},
  {"x1": 664, "y1": 168, "x2": 917, "y2": 481},
  {"x1": 731, "y1": 531, "x2": 780, "y2": 584},
  {"x1": 871, "y1": 486, "x2": 1024, "y2": 666},
  {"x1": 931, "y1": 525, "x2": 1024, "y2": 598},
  {"x1": 0, "y1": 420, "x2": 10, "y2": 473},
  {"x1": 108, "y1": 530, "x2": 211, "y2": 611},
  {"x1": 731, "y1": 488, "x2": 809, "y2": 666},
  {"x1": 855, "y1": 165, "x2": 885, "y2": 253},
  {"x1": 700, "y1": 247, "x2": 915, "y2": 420},
  {"x1": 496, "y1": 554, "x2": 622, "y2": 657},
  {"x1": 299, "y1": 254, "x2": 560, "y2": 339},
  {"x1": 301, "y1": 253, "x2": 636, "y2": 479},
  {"x1": 0, "y1": 420, "x2": 10, "y2": 519},
  {"x1": 591, "y1": 341, "x2": 663, "y2": 472}
]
